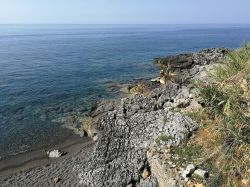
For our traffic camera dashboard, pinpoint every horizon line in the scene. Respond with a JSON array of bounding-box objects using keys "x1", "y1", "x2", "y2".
[{"x1": 1, "y1": 23, "x2": 250, "y2": 25}]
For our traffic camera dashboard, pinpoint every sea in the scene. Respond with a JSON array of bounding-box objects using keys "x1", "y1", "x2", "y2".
[{"x1": 1, "y1": 24, "x2": 250, "y2": 158}]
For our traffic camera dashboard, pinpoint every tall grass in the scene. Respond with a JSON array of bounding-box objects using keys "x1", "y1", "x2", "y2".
[{"x1": 193, "y1": 44, "x2": 250, "y2": 186}]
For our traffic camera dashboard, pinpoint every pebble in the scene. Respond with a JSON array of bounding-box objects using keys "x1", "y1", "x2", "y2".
[{"x1": 53, "y1": 176, "x2": 61, "y2": 184}]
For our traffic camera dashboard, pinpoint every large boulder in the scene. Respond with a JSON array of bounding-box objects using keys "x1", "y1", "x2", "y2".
[{"x1": 76, "y1": 84, "x2": 198, "y2": 187}]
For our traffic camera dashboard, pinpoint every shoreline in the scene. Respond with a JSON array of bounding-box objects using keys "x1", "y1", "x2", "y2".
[
  {"x1": 0, "y1": 134, "x2": 93, "y2": 177},
  {"x1": 0, "y1": 48, "x2": 230, "y2": 186},
  {"x1": 0, "y1": 80, "x2": 131, "y2": 178}
]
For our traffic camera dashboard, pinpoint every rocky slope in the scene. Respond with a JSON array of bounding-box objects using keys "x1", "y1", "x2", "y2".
[
  {"x1": 75, "y1": 48, "x2": 229, "y2": 187},
  {"x1": 0, "y1": 48, "x2": 229, "y2": 187}
]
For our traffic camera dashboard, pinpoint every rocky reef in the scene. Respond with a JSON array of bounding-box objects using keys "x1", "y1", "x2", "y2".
[{"x1": 74, "y1": 48, "x2": 229, "y2": 187}]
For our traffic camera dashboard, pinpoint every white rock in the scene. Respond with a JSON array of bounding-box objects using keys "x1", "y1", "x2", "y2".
[
  {"x1": 126, "y1": 184, "x2": 133, "y2": 187},
  {"x1": 93, "y1": 135, "x2": 98, "y2": 141},
  {"x1": 180, "y1": 164, "x2": 196, "y2": 179},
  {"x1": 189, "y1": 94, "x2": 194, "y2": 98},
  {"x1": 151, "y1": 77, "x2": 160, "y2": 82},
  {"x1": 170, "y1": 164, "x2": 176, "y2": 168},
  {"x1": 180, "y1": 170, "x2": 190, "y2": 178},
  {"x1": 168, "y1": 161, "x2": 173, "y2": 164},
  {"x1": 160, "y1": 77, "x2": 166, "y2": 84},
  {"x1": 166, "y1": 144, "x2": 171, "y2": 149},
  {"x1": 186, "y1": 164, "x2": 196, "y2": 174},
  {"x1": 193, "y1": 169, "x2": 209, "y2": 178},
  {"x1": 47, "y1": 150, "x2": 63, "y2": 158}
]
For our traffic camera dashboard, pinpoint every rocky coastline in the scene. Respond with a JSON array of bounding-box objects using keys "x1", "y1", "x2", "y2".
[{"x1": 0, "y1": 48, "x2": 229, "y2": 187}]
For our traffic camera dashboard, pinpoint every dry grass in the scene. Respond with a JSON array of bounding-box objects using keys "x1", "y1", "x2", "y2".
[{"x1": 180, "y1": 44, "x2": 250, "y2": 186}]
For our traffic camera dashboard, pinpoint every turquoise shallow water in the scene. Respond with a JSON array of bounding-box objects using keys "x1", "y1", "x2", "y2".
[{"x1": 0, "y1": 24, "x2": 250, "y2": 158}]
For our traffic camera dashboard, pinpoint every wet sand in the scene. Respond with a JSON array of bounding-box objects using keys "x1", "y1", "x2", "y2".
[{"x1": 0, "y1": 134, "x2": 95, "y2": 186}]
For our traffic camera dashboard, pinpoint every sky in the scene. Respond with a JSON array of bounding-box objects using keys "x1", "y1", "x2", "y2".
[{"x1": 0, "y1": 0, "x2": 250, "y2": 24}]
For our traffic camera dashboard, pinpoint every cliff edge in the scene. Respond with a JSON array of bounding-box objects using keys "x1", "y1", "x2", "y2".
[{"x1": 75, "y1": 48, "x2": 229, "y2": 187}]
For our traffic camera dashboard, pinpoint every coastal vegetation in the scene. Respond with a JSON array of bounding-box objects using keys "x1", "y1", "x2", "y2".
[{"x1": 180, "y1": 44, "x2": 250, "y2": 186}]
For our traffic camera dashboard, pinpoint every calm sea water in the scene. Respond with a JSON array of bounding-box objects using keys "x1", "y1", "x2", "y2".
[{"x1": 1, "y1": 24, "x2": 250, "y2": 158}]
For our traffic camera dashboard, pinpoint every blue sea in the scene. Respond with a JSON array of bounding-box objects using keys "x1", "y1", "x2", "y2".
[{"x1": 0, "y1": 24, "x2": 250, "y2": 158}]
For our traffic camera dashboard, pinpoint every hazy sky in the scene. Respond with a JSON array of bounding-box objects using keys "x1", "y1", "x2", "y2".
[{"x1": 0, "y1": 0, "x2": 250, "y2": 24}]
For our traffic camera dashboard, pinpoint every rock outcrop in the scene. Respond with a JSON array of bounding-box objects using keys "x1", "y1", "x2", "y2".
[
  {"x1": 75, "y1": 48, "x2": 229, "y2": 186},
  {"x1": 154, "y1": 48, "x2": 229, "y2": 68},
  {"x1": 154, "y1": 48, "x2": 229, "y2": 83},
  {"x1": 76, "y1": 85, "x2": 197, "y2": 187}
]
